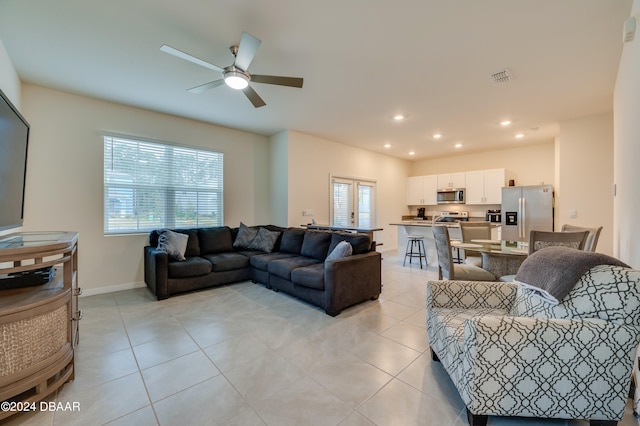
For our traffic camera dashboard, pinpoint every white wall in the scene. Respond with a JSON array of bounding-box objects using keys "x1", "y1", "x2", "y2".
[
  {"x1": 410, "y1": 142, "x2": 555, "y2": 187},
  {"x1": 21, "y1": 84, "x2": 271, "y2": 294},
  {"x1": 269, "y1": 131, "x2": 289, "y2": 227},
  {"x1": 285, "y1": 131, "x2": 411, "y2": 251},
  {"x1": 614, "y1": 0, "x2": 640, "y2": 267},
  {"x1": 556, "y1": 113, "x2": 614, "y2": 255},
  {"x1": 0, "y1": 38, "x2": 21, "y2": 109}
]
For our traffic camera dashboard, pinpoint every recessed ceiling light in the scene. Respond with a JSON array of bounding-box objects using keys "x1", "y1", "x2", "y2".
[
  {"x1": 515, "y1": 133, "x2": 524, "y2": 139},
  {"x1": 454, "y1": 143, "x2": 462, "y2": 148},
  {"x1": 500, "y1": 120, "x2": 511, "y2": 126},
  {"x1": 433, "y1": 133, "x2": 442, "y2": 139},
  {"x1": 394, "y1": 114, "x2": 404, "y2": 121},
  {"x1": 408, "y1": 151, "x2": 415, "y2": 156},
  {"x1": 384, "y1": 144, "x2": 391, "y2": 148}
]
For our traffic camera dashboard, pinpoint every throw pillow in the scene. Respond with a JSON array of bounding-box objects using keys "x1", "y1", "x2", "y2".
[
  {"x1": 233, "y1": 222, "x2": 258, "y2": 249},
  {"x1": 248, "y1": 227, "x2": 281, "y2": 253},
  {"x1": 157, "y1": 230, "x2": 189, "y2": 261},
  {"x1": 326, "y1": 241, "x2": 353, "y2": 261}
]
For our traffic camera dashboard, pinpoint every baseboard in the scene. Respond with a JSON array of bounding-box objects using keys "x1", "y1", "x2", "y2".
[{"x1": 79, "y1": 281, "x2": 146, "y2": 297}]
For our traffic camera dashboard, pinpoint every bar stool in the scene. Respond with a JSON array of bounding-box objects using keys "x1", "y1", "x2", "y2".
[{"x1": 403, "y1": 235, "x2": 427, "y2": 268}]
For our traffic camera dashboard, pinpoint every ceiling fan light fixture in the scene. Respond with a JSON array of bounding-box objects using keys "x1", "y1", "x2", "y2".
[{"x1": 224, "y1": 70, "x2": 249, "y2": 90}]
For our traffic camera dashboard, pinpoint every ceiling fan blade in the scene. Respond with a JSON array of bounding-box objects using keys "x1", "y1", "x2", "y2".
[
  {"x1": 234, "y1": 32, "x2": 261, "y2": 71},
  {"x1": 251, "y1": 75, "x2": 304, "y2": 88},
  {"x1": 160, "y1": 44, "x2": 224, "y2": 73},
  {"x1": 187, "y1": 79, "x2": 225, "y2": 94},
  {"x1": 242, "y1": 85, "x2": 266, "y2": 108}
]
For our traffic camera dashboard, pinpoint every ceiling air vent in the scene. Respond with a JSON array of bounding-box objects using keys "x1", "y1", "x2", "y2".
[{"x1": 490, "y1": 68, "x2": 512, "y2": 84}]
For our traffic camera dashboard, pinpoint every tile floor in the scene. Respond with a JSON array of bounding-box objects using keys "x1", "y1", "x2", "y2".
[{"x1": 4, "y1": 251, "x2": 639, "y2": 426}]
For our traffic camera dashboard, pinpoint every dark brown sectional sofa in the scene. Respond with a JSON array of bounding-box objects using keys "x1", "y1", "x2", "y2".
[{"x1": 144, "y1": 225, "x2": 382, "y2": 316}]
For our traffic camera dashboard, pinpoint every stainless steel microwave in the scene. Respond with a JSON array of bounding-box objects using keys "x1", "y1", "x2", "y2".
[{"x1": 437, "y1": 188, "x2": 465, "y2": 204}]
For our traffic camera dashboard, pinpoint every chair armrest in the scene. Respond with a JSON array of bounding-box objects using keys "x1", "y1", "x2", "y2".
[
  {"x1": 427, "y1": 280, "x2": 517, "y2": 311},
  {"x1": 460, "y1": 315, "x2": 640, "y2": 419},
  {"x1": 324, "y1": 252, "x2": 382, "y2": 316},
  {"x1": 144, "y1": 246, "x2": 169, "y2": 300}
]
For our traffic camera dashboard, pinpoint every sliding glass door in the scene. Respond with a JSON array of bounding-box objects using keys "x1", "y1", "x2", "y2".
[{"x1": 331, "y1": 177, "x2": 376, "y2": 228}]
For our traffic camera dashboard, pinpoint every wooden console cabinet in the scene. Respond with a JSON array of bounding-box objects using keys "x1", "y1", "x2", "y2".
[{"x1": 0, "y1": 231, "x2": 79, "y2": 420}]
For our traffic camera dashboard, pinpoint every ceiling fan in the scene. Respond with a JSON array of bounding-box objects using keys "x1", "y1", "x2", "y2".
[{"x1": 160, "y1": 32, "x2": 303, "y2": 108}]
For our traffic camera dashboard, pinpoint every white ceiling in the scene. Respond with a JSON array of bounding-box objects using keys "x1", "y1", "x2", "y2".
[{"x1": 0, "y1": 0, "x2": 632, "y2": 160}]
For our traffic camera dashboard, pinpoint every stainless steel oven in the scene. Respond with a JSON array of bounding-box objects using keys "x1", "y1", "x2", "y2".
[{"x1": 437, "y1": 188, "x2": 465, "y2": 204}]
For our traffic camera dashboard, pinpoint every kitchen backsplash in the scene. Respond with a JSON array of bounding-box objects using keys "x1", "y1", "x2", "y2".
[{"x1": 408, "y1": 204, "x2": 501, "y2": 219}]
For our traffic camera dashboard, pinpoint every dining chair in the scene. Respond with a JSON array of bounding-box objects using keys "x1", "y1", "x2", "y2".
[
  {"x1": 458, "y1": 222, "x2": 492, "y2": 267},
  {"x1": 528, "y1": 230, "x2": 589, "y2": 255},
  {"x1": 432, "y1": 225, "x2": 496, "y2": 281},
  {"x1": 561, "y1": 224, "x2": 603, "y2": 252}
]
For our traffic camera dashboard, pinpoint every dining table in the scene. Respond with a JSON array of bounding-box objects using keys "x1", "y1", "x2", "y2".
[{"x1": 452, "y1": 239, "x2": 529, "y2": 277}]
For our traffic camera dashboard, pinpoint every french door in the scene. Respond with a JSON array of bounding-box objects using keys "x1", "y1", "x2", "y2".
[{"x1": 330, "y1": 177, "x2": 376, "y2": 228}]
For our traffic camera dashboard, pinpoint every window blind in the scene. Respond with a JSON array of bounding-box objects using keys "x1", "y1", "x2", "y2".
[{"x1": 103, "y1": 135, "x2": 223, "y2": 234}]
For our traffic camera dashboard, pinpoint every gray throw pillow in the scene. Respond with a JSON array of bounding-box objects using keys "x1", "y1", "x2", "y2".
[
  {"x1": 157, "y1": 230, "x2": 189, "y2": 261},
  {"x1": 233, "y1": 222, "x2": 258, "y2": 249},
  {"x1": 248, "y1": 227, "x2": 281, "y2": 253},
  {"x1": 326, "y1": 241, "x2": 352, "y2": 261}
]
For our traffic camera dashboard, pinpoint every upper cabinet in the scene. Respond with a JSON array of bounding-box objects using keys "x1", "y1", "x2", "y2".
[
  {"x1": 465, "y1": 168, "x2": 505, "y2": 204},
  {"x1": 407, "y1": 175, "x2": 437, "y2": 205},
  {"x1": 408, "y1": 169, "x2": 505, "y2": 206},
  {"x1": 437, "y1": 172, "x2": 465, "y2": 189}
]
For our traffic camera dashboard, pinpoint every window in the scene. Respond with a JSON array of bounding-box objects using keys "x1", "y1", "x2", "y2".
[
  {"x1": 103, "y1": 135, "x2": 223, "y2": 234},
  {"x1": 330, "y1": 177, "x2": 376, "y2": 228}
]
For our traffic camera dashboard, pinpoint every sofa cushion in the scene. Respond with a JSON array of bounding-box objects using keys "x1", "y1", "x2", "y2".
[
  {"x1": 233, "y1": 222, "x2": 258, "y2": 249},
  {"x1": 151, "y1": 229, "x2": 200, "y2": 257},
  {"x1": 248, "y1": 227, "x2": 281, "y2": 253},
  {"x1": 157, "y1": 230, "x2": 189, "y2": 261},
  {"x1": 328, "y1": 233, "x2": 372, "y2": 255},
  {"x1": 198, "y1": 227, "x2": 233, "y2": 254},
  {"x1": 268, "y1": 257, "x2": 322, "y2": 280},
  {"x1": 236, "y1": 250, "x2": 263, "y2": 258},
  {"x1": 202, "y1": 252, "x2": 250, "y2": 272},
  {"x1": 291, "y1": 263, "x2": 325, "y2": 290},
  {"x1": 168, "y1": 256, "x2": 212, "y2": 278},
  {"x1": 326, "y1": 241, "x2": 352, "y2": 261},
  {"x1": 510, "y1": 264, "x2": 640, "y2": 326},
  {"x1": 280, "y1": 228, "x2": 306, "y2": 254},
  {"x1": 250, "y1": 252, "x2": 297, "y2": 271},
  {"x1": 300, "y1": 231, "x2": 332, "y2": 261}
]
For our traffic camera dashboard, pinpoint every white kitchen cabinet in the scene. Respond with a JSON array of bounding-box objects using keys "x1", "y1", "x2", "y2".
[
  {"x1": 465, "y1": 168, "x2": 505, "y2": 205},
  {"x1": 464, "y1": 170, "x2": 485, "y2": 204},
  {"x1": 407, "y1": 175, "x2": 437, "y2": 205},
  {"x1": 437, "y1": 172, "x2": 465, "y2": 189},
  {"x1": 407, "y1": 176, "x2": 423, "y2": 205},
  {"x1": 483, "y1": 169, "x2": 505, "y2": 204}
]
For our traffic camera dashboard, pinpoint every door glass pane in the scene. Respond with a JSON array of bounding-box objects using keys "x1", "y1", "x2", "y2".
[
  {"x1": 358, "y1": 183, "x2": 373, "y2": 228},
  {"x1": 332, "y1": 181, "x2": 352, "y2": 226}
]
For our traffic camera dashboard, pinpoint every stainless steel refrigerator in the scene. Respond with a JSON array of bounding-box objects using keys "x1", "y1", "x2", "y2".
[{"x1": 501, "y1": 185, "x2": 554, "y2": 241}]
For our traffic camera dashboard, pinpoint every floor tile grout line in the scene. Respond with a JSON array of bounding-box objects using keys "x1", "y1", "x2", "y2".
[{"x1": 115, "y1": 295, "x2": 164, "y2": 426}]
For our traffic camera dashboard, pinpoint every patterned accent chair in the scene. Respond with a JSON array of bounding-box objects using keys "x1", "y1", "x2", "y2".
[{"x1": 426, "y1": 265, "x2": 640, "y2": 426}]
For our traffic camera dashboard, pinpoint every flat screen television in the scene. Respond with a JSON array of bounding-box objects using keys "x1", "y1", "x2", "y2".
[{"x1": 0, "y1": 88, "x2": 30, "y2": 231}]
